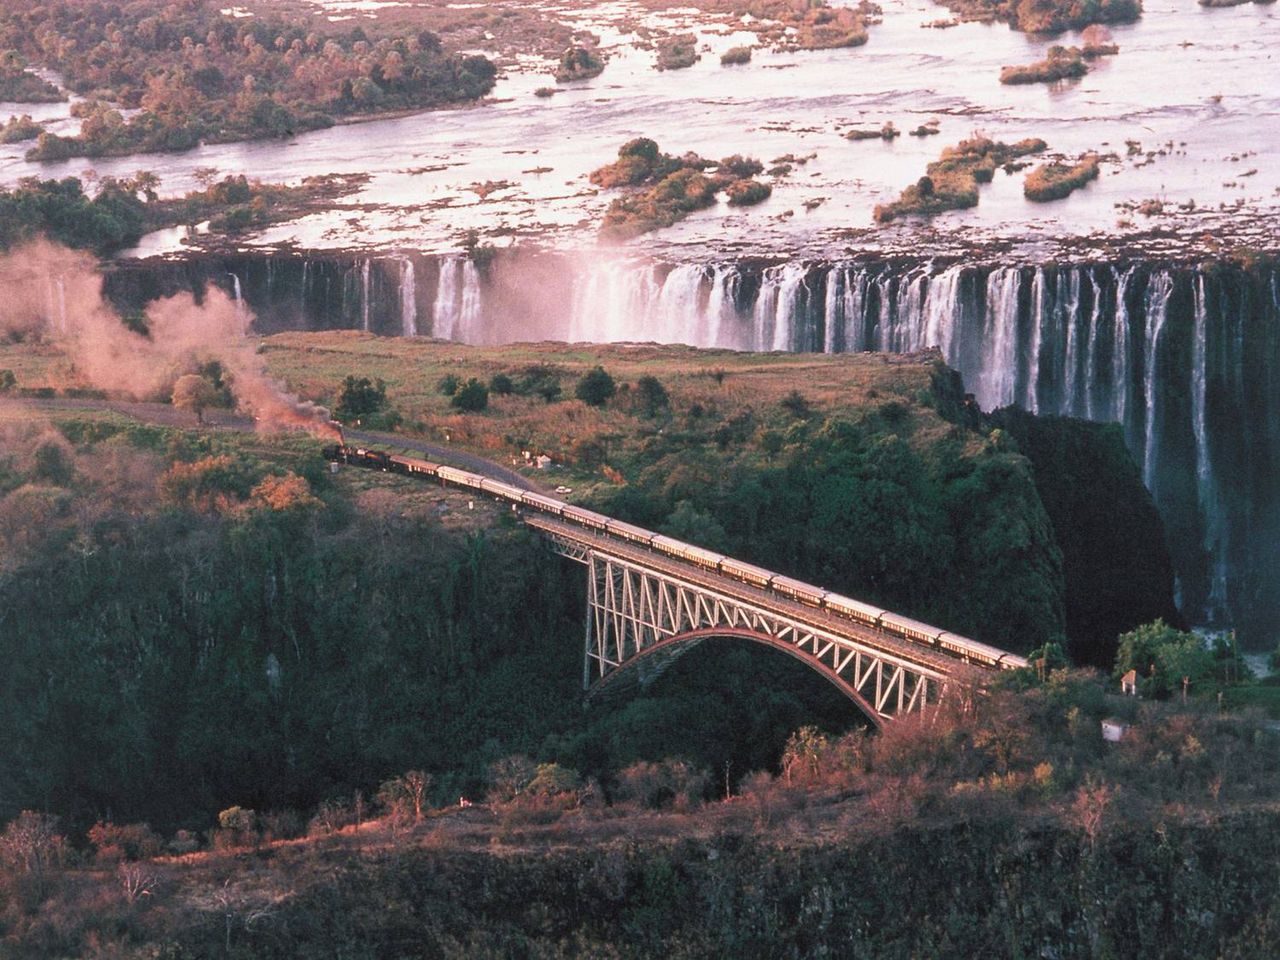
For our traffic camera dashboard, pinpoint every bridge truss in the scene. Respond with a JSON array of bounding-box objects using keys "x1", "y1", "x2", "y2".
[{"x1": 533, "y1": 520, "x2": 956, "y2": 726}]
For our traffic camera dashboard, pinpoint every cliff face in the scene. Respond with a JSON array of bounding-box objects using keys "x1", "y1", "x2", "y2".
[{"x1": 990, "y1": 408, "x2": 1182, "y2": 667}]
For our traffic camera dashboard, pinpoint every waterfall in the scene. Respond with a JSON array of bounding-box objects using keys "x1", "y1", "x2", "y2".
[
  {"x1": 459, "y1": 259, "x2": 481, "y2": 343},
  {"x1": 570, "y1": 258, "x2": 658, "y2": 343},
  {"x1": 1141, "y1": 272, "x2": 1174, "y2": 489},
  {"x1": 433, "y1": 257, "x2": 460, "y2": 340},
  {"x1": 146, "y1": 250, "x2": 1272, "y2": 639},
  {"x1": 400, "y1": 258, "x2": 418, "y2": 337},
  {"x1": 227, "y1": 272, "x2": 247, "y2": 334},
  {"x1": 1112, "y1": 267, "x2": 1134, "y2": 430},
  {"x1": 653, "y1": 264, "x2": 708, "y2": 345},
  {"x1": 432, "y1": 256, "x2": 482, "y2": 341},
  {"x1": 977, "y1": 268, "x2": 1022, "y2": 411},
  {"x1": 1190, "y1": 274, "x2": 1223, "y2": 619},
  {"x1": 706, "y1": 265, "x2": 738, "y2": 348},
  {"x1": 361, "y1": 259, "x2": 371, "y2": 333},
  {"x1": 923, "y1": 266, "x2": 962, "y2": 360},
  {"x1": 843, "y1": 267, "x2": 870, "y2": 352}
]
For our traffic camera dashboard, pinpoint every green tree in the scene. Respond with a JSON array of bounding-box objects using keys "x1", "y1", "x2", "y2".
[
  {"x1": 172, "y1": 373, "x2": 220, "y2": 424},
  {"x1": 0, "y1": 369, "x2": 15, "y2": 392},
  {"x1": 635, "y1": 374, "x2": 670, "y2": 417},
  {"x1": 575, "y1": 366, "x2": 617, "y2": 407},
  {"x1": 1115, "y1": 620, "x2": 1215, "y2": 699},
  {"x1": 335, "y1": 375, "x2": 387, "y2": 421},
  {"x1": 450, "y1": 378, "x2": 489, "y2": 412}
]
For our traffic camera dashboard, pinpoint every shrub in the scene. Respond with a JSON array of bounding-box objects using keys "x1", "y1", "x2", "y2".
[
  {"x1": 0, "y1": 369, "x2": 14, "y2": 392},
  {"x1": 555, "y1": 45, "x2": 605, "y2": 83},
  {"x1": 635, "y1": 375, "x2": 670, "y2": 416},
  {"x1": 717, "y1": 154, "x2": 764, "y2": 179},
  {"x1": 781, "y1": 389, "x2": 812, "y2": 418},
  {"x1": 726, "y1": 178, "x2": 772, "y2": 206},
  {"x1": 450, "y1": 378, "x2": 489, "y2": 412},
  {"x1": 720, "y1": 45, "x2": 752, "y2": 65},
  {"x1": 1000, "y1": 46, "x2": 1088, "y2": 85},
  {"x1": 87, "y1": 822, "x2": 164, "y2": 863},
  {"x1": 159, "y1": 455, "x2": 258, "y2": 511},
  {"x1": 437, "y1": 374, "x2": 461, "y2": 396},
  {"x1": 600, "y1": 168, "x2": 718, "y2": 239},
  {"x1": 875, "y1": 136, "x2": 1046, "y2": 222},
  {"x1": 489, "y1": 373, "x2": 514, "y2": 395},
  {"x1": 1023, "y1": 156, "x2": 1100, "y2": 202},
  {"x1": 335, "y1": 375, "x2": 387, "y2": 420},
  {"x1": 32, "y1": 436, "x2": 74, "y2": 484},
  {"x1": 615, "y1": 759, "x2": 708, "y2": 810},
  {"x1": 0, "y1": 114, "x2": 41, "y2": 144},
  {"x1": 575, "y1": 366, "x2": 617, "y2": 406},
  {"x1": 656, "y1": 35, "x2": 699, "y2": 71}
]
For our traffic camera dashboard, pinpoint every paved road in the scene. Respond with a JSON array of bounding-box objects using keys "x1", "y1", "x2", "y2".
[{"x1": 0, "y1": 397, "x2": 542, "y2": 490}]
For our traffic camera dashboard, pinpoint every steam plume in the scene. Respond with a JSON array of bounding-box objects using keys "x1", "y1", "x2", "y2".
[{"x1": 0, "y1": 240, "x2": 339, "y2": 439}]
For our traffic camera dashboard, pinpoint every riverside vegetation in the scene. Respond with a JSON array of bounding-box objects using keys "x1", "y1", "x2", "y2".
[
  {"x1": 3, "y1": 332, "x2": 1275, "y2": 956},
  {"x1": 592, "y1": 139, "x2": 772, "y2": 237},
  {"x1": 0, "y1": 0, "x2": 497, "y2": 161},
  {"x1": 0, "y1": 172, "x2": 366, "y2": 256},
  {"x1": 874, "y1": 136, "x2": 1047, "y2": 222}
]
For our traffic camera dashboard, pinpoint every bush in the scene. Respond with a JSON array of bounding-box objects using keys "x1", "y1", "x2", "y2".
[
  {"x1": 0, "y1": 369, "x2": 14, "y2": 392},
  {"x1": 720, "y1": 46, "x2": 753, "y2": 66},
  {"x1": 437, "y1": 374, "x2": 461, "y2": 396},
  {"x1": 87, "y1": 822, "x2": 164, "y2": 863},
  {"x1": 575, "y1": 366, "x2": 617, "y2": 406},
  {"x1": 450, "y1": 378, "x2": 489, "y2": 412},
  {"x1": 635, "y1": 375, "x2": 670, "y2": 416},
  {"x1": 489, "y1": 373, "x2": 514, "y2": 395},
  {"x1": 1024, "y1": 156, "x2": 1100, "y2": 202},
  {"x1": 335, "y1": 375, "x2": 387, "y2": 420},
  {"x1": 726, "y1": 178, "x2": 772, "y2": 206},
  {"x1": 555, "y1": 45, "x2": 605, "y2": 83},
  {"x1": 656, "y1": 36, "x2": 699, "y2": 71},
  {"x1": 1000, "y1": 46, "x2": 1088, "y2": 85},
  {"x1": 615, "y1": 759, "x2": 708, "y2": 810},
  {"x1": 717, "y1": 155, "x2": 764, "y2": 179}
]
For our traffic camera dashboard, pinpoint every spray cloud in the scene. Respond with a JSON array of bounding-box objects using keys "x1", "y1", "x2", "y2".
[{"x1": 0, "y1": 240, "x2": 338, "y2": 439}]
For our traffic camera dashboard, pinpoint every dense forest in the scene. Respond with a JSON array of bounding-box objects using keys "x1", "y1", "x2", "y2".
[
  {"x1": 0, "y1": 418, "x2": 855, "y2": 837},
  {"x1": 0, "y1": 0, "x2": 497, "y2": 160}
]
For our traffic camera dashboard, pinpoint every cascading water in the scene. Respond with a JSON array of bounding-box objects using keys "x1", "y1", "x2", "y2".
[
  {"x1": 1141, "y1": 272, "x2": 1174, "y2": 490},
  {"x1": 432, "y1": 256, "x2": 482, "y2": 341},
  {"x1": 400, "y1": 258, "x2": 417, "y2": 337},
  {"x1": 227, "y1": 272, "x2": 247, "y2": 334},
  {"x1": 99, "y1": 250, "x2": 1280, "y2": 641},
  {"x1": 361, "y1": 260, "x2": 371, "y2": 333}
]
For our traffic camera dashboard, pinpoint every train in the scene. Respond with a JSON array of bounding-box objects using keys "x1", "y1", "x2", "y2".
[{"x1": 323, "y1": 443, "x2": 1028, "y2": 672}]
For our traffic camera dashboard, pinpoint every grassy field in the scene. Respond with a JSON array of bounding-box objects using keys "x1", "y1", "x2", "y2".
[
  {"x1": 258, "y1": 332, "x2": 960, "y2": 496},
  {"x1": 2, "y1": 328, "x2": 959, "y2": 503}
]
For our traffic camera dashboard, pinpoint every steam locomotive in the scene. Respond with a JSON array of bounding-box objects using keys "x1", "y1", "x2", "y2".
[{"x1": 323, "y1": 443, "x2": 1028, "y2": 672}]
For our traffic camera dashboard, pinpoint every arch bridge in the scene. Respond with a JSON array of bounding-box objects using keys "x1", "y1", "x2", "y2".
[{"x1": 526, "y1": 516, "x2": 982, "y2": 728}]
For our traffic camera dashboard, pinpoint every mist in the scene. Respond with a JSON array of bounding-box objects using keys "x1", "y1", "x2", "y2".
[{"x1": 0, "y1": 240, "x2": 335, "y2": 436}]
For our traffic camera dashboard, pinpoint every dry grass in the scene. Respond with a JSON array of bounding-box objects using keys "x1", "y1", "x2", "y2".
[{"x1": 257, "y1": 332, "x2": 945, "y2": 493}]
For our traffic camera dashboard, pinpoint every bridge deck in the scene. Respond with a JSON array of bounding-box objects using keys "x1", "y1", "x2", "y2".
[{"x1": 524, "y1": 515, "x2": 977, "y2": 680}]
